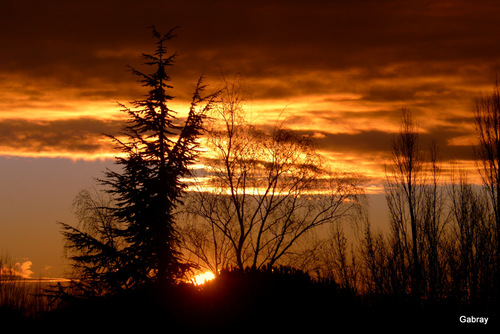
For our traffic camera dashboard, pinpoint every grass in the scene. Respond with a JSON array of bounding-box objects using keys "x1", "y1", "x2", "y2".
[{"x1": 0, "y1": 255, "x2": 59, "y2": 322}]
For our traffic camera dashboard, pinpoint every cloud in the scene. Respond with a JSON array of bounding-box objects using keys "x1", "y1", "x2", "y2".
[
  {"x1": 0, "y1": 114, "x2": 206, "y2": 158},
  {"x1": 2, "y1": 1, "x2": 500, "y2": 95},
  {"x1": 0, "y1": 0, "x2": 497, "y2": 172},
  {"x1": 288, "y1": 120, "x2": 476, "y2": 178},
  {"x1": 17, "y1": 261, "x2": 34, "y2": 278},
  {"x1": 0, "y1": 260, "x2": 33, "y2": 279},
  {"x1": 0, "y1": 118, "x2": 121, "y2": 157}
]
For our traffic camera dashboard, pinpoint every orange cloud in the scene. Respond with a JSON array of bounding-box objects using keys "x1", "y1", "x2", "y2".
[
  {"x1": 0, "y1": 0, "x2": 496, "y2": 182},
  {"x1": 0, "y1": 118, "x2": 119, "y2": 159},
  {"x1": 0, "y1": 260, "x2": 33, "y2": 280}
]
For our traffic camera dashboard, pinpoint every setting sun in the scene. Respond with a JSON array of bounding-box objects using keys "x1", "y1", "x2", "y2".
[{"x1": 191, "y1": 271, "x2": 216, "y2": 286}]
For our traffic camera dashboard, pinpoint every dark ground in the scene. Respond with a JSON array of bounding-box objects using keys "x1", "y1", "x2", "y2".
[{"x1": 8, "y1": 268, "x2": 499, "y2": 333}]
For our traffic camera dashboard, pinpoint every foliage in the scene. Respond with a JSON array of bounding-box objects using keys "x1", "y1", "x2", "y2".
[{"x1": 59, "y1": 27, "x2": 218, "y2": 295}]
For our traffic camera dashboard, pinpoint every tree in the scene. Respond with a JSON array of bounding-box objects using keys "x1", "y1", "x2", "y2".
[
  {"x1": 385, "y1": 108, "x2": 423, "y2": 297},
  {"x1": 474, "y1": 83, "x2": 500, "y2": 266},
  {"x1": 448, "y1": 171, "x2": 495, "y2": 304},
  {"x1": 473, "y1": 81, "x2": 500, "y2": 298},
  {"x1": 182, "y1": 79, "x2": 363, "y2": 273},
  {"x1": 60, "y1": 27, "x2": 218, "y2": 292},
  {"x1": 59, "y1": 188, "x2": 127, "y2": 295},
  {"x1": 420, "y1": 141, "x2": 447, "y2": 300},
  {"x1": 319, "y1": 223, "x2": 359, "y2": 292},
  {"x1": 359, "y1": 219, "x2": 392, "y2": 295}
]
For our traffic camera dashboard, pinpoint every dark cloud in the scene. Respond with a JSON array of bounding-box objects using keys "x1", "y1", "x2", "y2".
[
  {"x1": 0, "y1": 118, "x2": 121, "y2": 155},
  {"x1": 299, "y1": 123, "x2": 476, "y2": 163},
  {"x1": 0, "y1": 115, "x2": 200, "y2": 157},
  {"x1": 2, "y1": 1, "x2": 500, "y2": 94},
  {"x1": 315, "y1": 130, "x2": 393, "y2": 156}
]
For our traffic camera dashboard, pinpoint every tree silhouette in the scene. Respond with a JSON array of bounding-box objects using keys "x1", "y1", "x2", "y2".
[
  {"x1": 473, "y1": 81, "x2": 500, "y2": 300},
  {"x1": 474, "y1": 83, "x2": 500, "y2": 274},
  {"x1": 182, "y1": 78, "x2": 364, "y2": 272},
  {"x1": 420, "y1": 141, "x2": 447, "y2": 301},
  {"x1": 59, "y1": 189, "x2": 127, "y2": 295},
  {"x1": 448, "y1": 171, "x2": 495, "y2": 304},
  {"x1": 385, "y1": 108, "x2": 423, "y2": 297},
  {"x1": 60, "y1": 26, "x2": 218, "y2": 293}
]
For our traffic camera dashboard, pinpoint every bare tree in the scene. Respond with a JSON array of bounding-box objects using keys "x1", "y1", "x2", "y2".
[
  {"x1": 385, "y1": 108, "x2": 423, "y2": 297},
  {"x1": 448, "y1": 171, "x2": 495, "y2": 303},
  {"x1": 182, "y1": 79, "x2": 364, "y2": 273},
  {"x1": 180, "y1": 209, "x2": 234, "y2": 274},
  {"x1": 420, "y1": 141, "x2": 447, "y2": 300},
  {"x1": 320, "y1": 223, "x2": 359, "y2": 292},
  {"x1": 359, "y1": 220, "x2": 392, "y2": 295},
  {"x1": 474, "y1": 82, "x2": 500, "y2": 281}
]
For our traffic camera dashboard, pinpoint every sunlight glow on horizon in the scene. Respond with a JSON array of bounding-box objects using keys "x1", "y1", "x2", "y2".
[
  {"x1": 191, "y1": 271, "x2": 215, "y2": 286},
  {"x1": 0, "y1": 149, "x2": 117, "y2": 162}
]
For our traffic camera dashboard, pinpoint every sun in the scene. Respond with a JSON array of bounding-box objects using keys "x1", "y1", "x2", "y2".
[{"x1": 191, "y1": 271, "x2": 216, "y2": 286}]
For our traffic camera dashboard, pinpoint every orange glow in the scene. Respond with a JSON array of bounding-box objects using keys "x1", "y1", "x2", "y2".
[
  {"x1": 0, "y1": 148, "x2": 116, "y2": 161},
  {"x1": 191, "y1": 271, "x2": 216, "y2": 286}
]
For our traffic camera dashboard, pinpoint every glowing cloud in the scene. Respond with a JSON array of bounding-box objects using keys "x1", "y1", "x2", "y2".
[{"x1": 0, "y1": 260, "x2": 34, "y2": 279}]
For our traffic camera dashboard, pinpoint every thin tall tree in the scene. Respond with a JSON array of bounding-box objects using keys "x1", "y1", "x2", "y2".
[
  {"x1": 473, "y1": 81, "x2": 500, "y2": 297},
  {"x1": 385, "y1": 108, "x2": 422, "y2": 297}
]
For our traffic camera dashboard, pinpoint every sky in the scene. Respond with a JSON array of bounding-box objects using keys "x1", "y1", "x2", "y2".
[{"x1": 2, "y1": 0, "x2": 500, "y2": 278}]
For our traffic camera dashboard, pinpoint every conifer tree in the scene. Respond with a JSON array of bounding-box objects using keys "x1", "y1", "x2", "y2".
[{"x1": 60, "y1": 27, "x2": 218, "y2": 292}]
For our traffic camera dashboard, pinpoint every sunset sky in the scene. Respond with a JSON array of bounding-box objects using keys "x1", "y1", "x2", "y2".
[{"x1": 2, "y1": 0, "x2": 500, "y2": 278}]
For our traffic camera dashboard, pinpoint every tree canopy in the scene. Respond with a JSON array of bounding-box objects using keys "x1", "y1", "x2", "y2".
[{"x1": 60, "y1": 27, "x2": 218, "y2": 294}]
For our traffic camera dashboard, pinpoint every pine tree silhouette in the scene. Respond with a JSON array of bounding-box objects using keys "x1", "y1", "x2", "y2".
[{"x1": 60, "y1": 26, "x2": 218, "y2": 293}]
